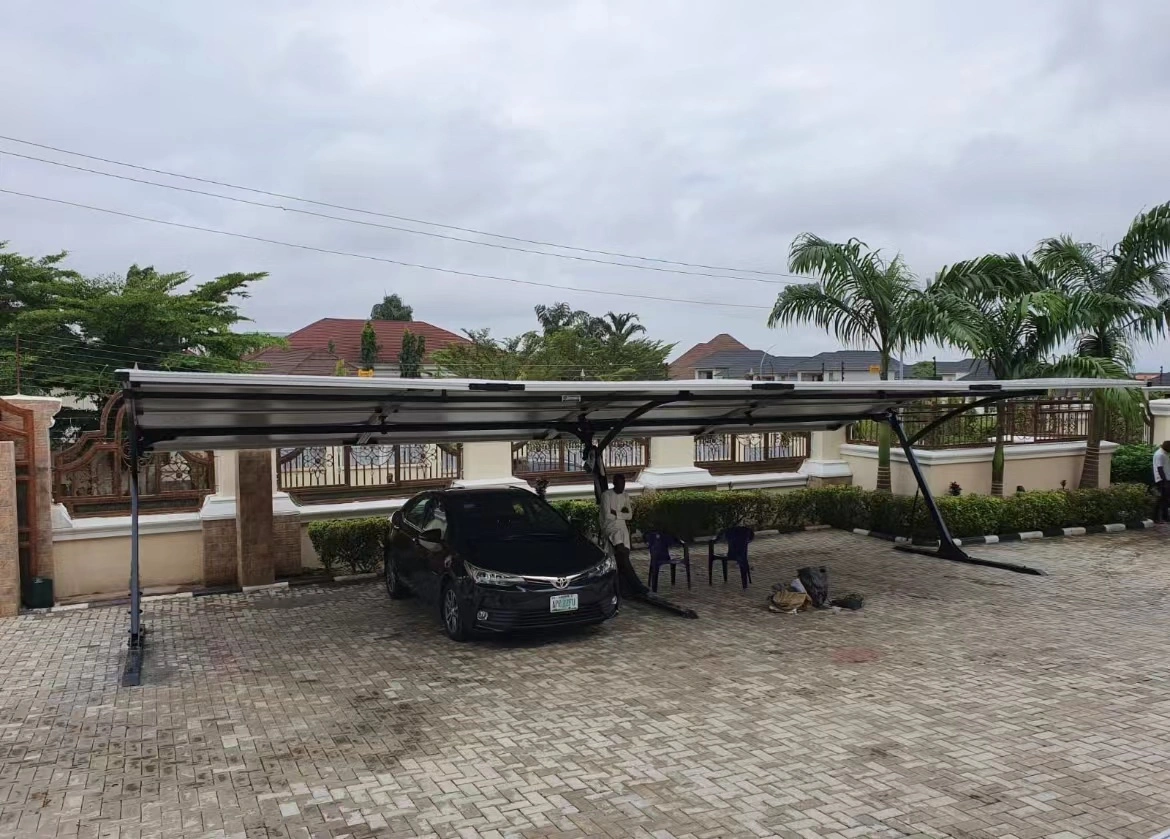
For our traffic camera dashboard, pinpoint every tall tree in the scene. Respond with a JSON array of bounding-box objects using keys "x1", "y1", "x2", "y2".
[
  {"x1": 905, "y1": 254, "x2": 1073, "y2": 495},
  {"x1": 360, "y1": 321, "x2": 380, "y2": 369},
  {"x1": 534, "y1": 302, "x2": 592, "y2": 334},
  {"x1": 3, "y1": 252, "x2": 280, "y2": 401},
  {"x1": 433, "y1": 305, "x2": 671, "y2": 381},
  {"x1": 398, "y1": 329, "x2": 426, "y2": 378},
  {"x1": 0, "y1": 245, "x2": 80, "y2": 394},
  {"x1": 1034, "y1": 202, "x2": 1170, "y2": 486},
  {"x1": 369, "y1": 294, "x2": 413, "y2": 321},
  {"x1": 598, "y1": 312, "x2": 647, "y2": 343},
  {"x1": 769, "y1": 235, "x2": 921, "y2": 492}
]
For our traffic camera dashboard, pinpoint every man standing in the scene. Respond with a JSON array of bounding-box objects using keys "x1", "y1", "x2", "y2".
[
  {"x1": 1154, "y1": 441, "x2": 1170, "y2": 523},
  {"x1": 600, "y1": 474, "x2": 633, "y2": 567}
]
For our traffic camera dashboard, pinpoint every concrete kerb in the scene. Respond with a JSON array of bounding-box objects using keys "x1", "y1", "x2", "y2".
[{"x1": 853, "y1": 519, "x2": 1155, "y2": 548}]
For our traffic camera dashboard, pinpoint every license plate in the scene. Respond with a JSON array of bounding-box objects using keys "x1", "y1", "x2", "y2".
[{"x1": 549, "y1": 594, "x2": 578, "y2": 613}]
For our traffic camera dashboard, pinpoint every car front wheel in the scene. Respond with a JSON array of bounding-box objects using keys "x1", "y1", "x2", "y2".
[
  {"x1": 384, "y1": 553, "x2": 409, "y2": 599},
  {"x1": 441, "y1": 583, "x2": 469, "y2": 642}
]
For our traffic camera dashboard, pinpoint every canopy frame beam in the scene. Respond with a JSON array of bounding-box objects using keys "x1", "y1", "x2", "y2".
[
  {"x1": 578, "y1": 397, "x2": 699, "y2": 619},
  {"x1": 122, "y1": 404, "x2": 145, "y2": 687},
  {"x1": 888, "y1": 408, "x2": 1046, "y2": 576}
]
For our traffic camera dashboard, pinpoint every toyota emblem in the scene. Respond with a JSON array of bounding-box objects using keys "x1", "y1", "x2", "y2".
[{"x1": 552, "y1": 577, "x2": 570, "y2": 590}]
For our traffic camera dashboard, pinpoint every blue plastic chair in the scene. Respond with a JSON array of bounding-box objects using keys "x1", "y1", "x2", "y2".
[
  {"x1": 708, "y1": 526, "x2": 755, "y2": 589},
  {"x1": 645, "y1": 531, "x2": 691, "y2": 592}
]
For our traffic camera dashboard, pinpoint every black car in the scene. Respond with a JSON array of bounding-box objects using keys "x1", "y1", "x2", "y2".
[{"x1": 384, "y1": 487, "x2": 620, "y2": 640}]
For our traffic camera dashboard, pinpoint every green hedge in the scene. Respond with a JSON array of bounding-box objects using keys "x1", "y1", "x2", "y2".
[
  {"x1": 307, "y1": 517, "x2": 389, "y2": 575},
  {"x1": 305, "y1": 484, "x2": 1154, "y2": 576},
  {"x1": 551, "y1": 483, "x2": 1153, "y2": 543},
  {"x1": 1112, "y1": 443, "x2": 1154, "y2": 486}
]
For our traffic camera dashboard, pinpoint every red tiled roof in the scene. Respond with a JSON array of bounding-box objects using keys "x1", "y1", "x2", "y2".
[
  {"x1": 249, "y1": 347, "x2": 358, "y2": 376},
  {"x1": 668, "y1": 334, "x2": 749, "y2": 379},
  {"x1": 284, "y1": 318, "x2": 469, "y2": 364}
]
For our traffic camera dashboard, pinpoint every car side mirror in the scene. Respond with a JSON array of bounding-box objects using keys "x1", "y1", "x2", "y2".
[
  {"x1": 419, "y1": 528, "x2": 444, "y2": 544},
  {"x1": 390, "y1": 510, "x2": 403, "y2": 527}
]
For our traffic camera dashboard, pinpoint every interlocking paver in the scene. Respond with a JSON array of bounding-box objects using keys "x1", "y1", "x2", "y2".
[{"x1": 2, "y1": 530, "x2": 1170, "y2": 837}]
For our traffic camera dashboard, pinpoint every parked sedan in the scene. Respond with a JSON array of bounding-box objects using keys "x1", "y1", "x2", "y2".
[{"x1": 384, "y1": 487, "x2": 619, "y2": 640}]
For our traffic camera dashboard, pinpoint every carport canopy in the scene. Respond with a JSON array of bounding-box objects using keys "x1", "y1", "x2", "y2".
[
  {"x1": 118, "y1": 369, "x2": 1139, "y2": 452},
  {"x1": 115, "y1": 369, "x2": 1142, "y2": 686}
]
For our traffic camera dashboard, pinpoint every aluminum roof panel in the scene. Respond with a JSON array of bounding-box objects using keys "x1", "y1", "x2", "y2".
[{"x1": 118, "y1": 370, "x2": 1142, "y2": 451}]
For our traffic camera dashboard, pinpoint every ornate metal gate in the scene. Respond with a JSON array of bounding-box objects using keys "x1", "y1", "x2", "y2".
[
  {"x1": 0, "y1": 399, "x2": 36, "y2": 590},
  {"x1": 52, "y1": 393, "x2": 215, "y2": 517}
]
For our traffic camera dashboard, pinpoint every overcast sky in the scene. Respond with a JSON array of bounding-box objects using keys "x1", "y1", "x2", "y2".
[{"x1": 3, "y1": 0, "x2": 1170, "y2": 369}]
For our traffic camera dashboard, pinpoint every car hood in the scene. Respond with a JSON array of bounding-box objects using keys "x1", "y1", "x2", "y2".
[{"x1": 459, "y1": 536, "x2": 603, "y2": 577}]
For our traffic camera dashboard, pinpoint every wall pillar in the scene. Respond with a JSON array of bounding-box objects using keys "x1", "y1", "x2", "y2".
[
  {"x1": 234, "y1": 450, "x2": 275, "y2": 587},
  {"x1": 800, "y1": 428, "x2": 853, "y2": 487},
  {"x1": 200, "y1": 450, "x2": 239, "y2": 586},
  {"x1": 454, "y1": 441, "x2": 530, "y2": 490},
  {"x1": 270, "y1": 454, "x2": 301, "y2": 577},
  {"x1": 3, "y1": 395, "x2": 61, "y2": 581},
  {"x1": 0, "y1": 442, "x2": 19, "y2": 617},
  {"x1": 1151, "y1": 400, "x2": 1170, "y2": 446},
  {"x1": 639, "y1": 435, "x2": 716, "y2": 491}
]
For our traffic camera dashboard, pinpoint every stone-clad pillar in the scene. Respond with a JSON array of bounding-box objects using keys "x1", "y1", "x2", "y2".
[
  {"x1": 0, "y1": 442, "x2": 19, "y2": 616},
  {"x1": 235, "y1": 450, "x2": 275, "y2": 587},
  {"x1": 3, "y1": 395, "x2": 61, "y2": 581}
]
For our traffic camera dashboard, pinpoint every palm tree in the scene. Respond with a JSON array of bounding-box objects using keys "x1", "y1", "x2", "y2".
[
  {"x1": 534, "y1": 302, "x2": 592, "y2": 334},
  {"x1": 906, "y1": 254, "x2": 1073, "y2": 496},
  {"x1": 598, "y1": 312, "x2": 646, "y2": 343},
  {"x1": 1034, "y1": 202, "x2": 1170, "y2": 486},
  {"x1": 769, "y1": 234, "x2": 921, "y2": 492}
]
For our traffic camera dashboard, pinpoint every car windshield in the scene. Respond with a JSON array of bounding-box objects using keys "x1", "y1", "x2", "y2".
[{"x1": 449, "y1": 492, "x2": 572, "y2": 540}]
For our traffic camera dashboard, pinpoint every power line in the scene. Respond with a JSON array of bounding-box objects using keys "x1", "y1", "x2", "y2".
[
  {"x1": 0, "y1": 149, "x2": 800, "y2": 287},
  {"x1": 0, "y1": 188, "x2": 775, "y2": 312},
  {"x1": 0, "y1": 133, "x2": 800, "y2": 279}
]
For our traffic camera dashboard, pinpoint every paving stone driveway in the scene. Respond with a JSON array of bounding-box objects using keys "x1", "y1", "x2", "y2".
[{"x1": 3, "y1": 529, "x2": 1170, "y2": 839}]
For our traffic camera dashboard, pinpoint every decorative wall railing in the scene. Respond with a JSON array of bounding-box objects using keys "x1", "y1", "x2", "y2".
[
  {"x1": 277, "y1": 443, "x2": 462, "y2": 503},
  {"x1": 695, "y1": 431, "x2": 810, "y2": 474},
  {"x1": 52, "y1": 394, "x2": 215, "y2": 517},
  {"x1": 847, "y1": 397, "x2": 1095, "y2": 449},
  {"x1": 512, "y1": 438, "x2": 649, "y2": 484}
]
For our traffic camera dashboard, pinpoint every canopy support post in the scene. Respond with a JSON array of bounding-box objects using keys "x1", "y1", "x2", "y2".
[
  {"x1": 580, "y1": 401, "x2": 698, "y2": 619},
  {"x1": 887, "y1": 410, "x2": 1045, "y2": 576},
  {"x1": 122, "y1": 402, "x2": 145, "y2": 687}
]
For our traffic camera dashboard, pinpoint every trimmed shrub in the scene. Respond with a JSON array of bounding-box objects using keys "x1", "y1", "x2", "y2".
[
  {"x1": 766, "y1": 490, "x2": 816, "y2": 532},
  {"x1": 1063, "y1": 483, "x2": 1150, "y2": 527},
  {"x1": 1111, "y1": 443, "x2": 1154, "y2": 486},
  {"x1": 807, "y1": 486, "x2": 872, "y2": 531},
  {"x1": 630, "y1": 490, "x2": 763, "y2": 541},
  {"x1": 311, "y1": 484, "x2": 1153, "y2": 573},
  {"x1": 307, "y1": 517, "x2": 388, "y2": 575},
  {"x1": 998, "y1": 491, "x2": 1067, "y2": 533},
  {"x1": 551, "y1": 499, "x2": 602, "y2": 542},
  {"x1": 937, "y1": 494, "x2": 1002, "y2": 538}
]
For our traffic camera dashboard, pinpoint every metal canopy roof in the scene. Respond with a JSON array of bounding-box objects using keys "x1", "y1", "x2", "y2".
[{"x1": 118, "y1": 370, "x2": 1142, "y2": 452}]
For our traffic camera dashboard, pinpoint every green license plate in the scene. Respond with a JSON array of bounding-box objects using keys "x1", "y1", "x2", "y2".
[{"x1": 549, "y1": 594, "x2": 578, "y2": 613}]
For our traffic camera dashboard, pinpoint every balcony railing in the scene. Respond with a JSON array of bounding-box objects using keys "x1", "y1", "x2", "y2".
[
  {"x1": 847, "y1": 397, "x2": 1095, "y2": 448},
  {"x1": 695, "y1": 431, "x2": 810, "y2": 474},
  {"x1": 278, "y1": 443, "x2": 462, "y2": 503},
  {"x1": 512, "y1": 438, "x2": 649, "y2": 484}
]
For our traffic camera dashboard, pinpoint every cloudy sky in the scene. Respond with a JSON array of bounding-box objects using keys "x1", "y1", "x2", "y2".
[{"x1": 3, "y1": 0, "x2": 1170, "y2": 368}]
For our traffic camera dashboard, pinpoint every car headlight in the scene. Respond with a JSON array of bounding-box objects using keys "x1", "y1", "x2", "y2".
[
  {"x1": 583, "y1": 556, "x2": 617, "y2": 578},
  {"x1": 463, "y1": 560, "x2": 526, "y2": 587}
]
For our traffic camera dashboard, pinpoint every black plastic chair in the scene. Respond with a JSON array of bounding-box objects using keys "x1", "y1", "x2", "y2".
[
  {"x1": 708, "y1": 526, "x2": 755, "y2": 589},
  {"x1": 645, "y1": 531, "x2": 691, "y2": 592}
]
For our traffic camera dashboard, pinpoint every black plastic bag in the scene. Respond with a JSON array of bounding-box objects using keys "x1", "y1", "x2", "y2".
[
  {"x1": 797, "y1": 566, "x2": 830, "y2": 608},
  {"x1": 831, "y1": 593, "x2": 864, "y2": 610}
]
